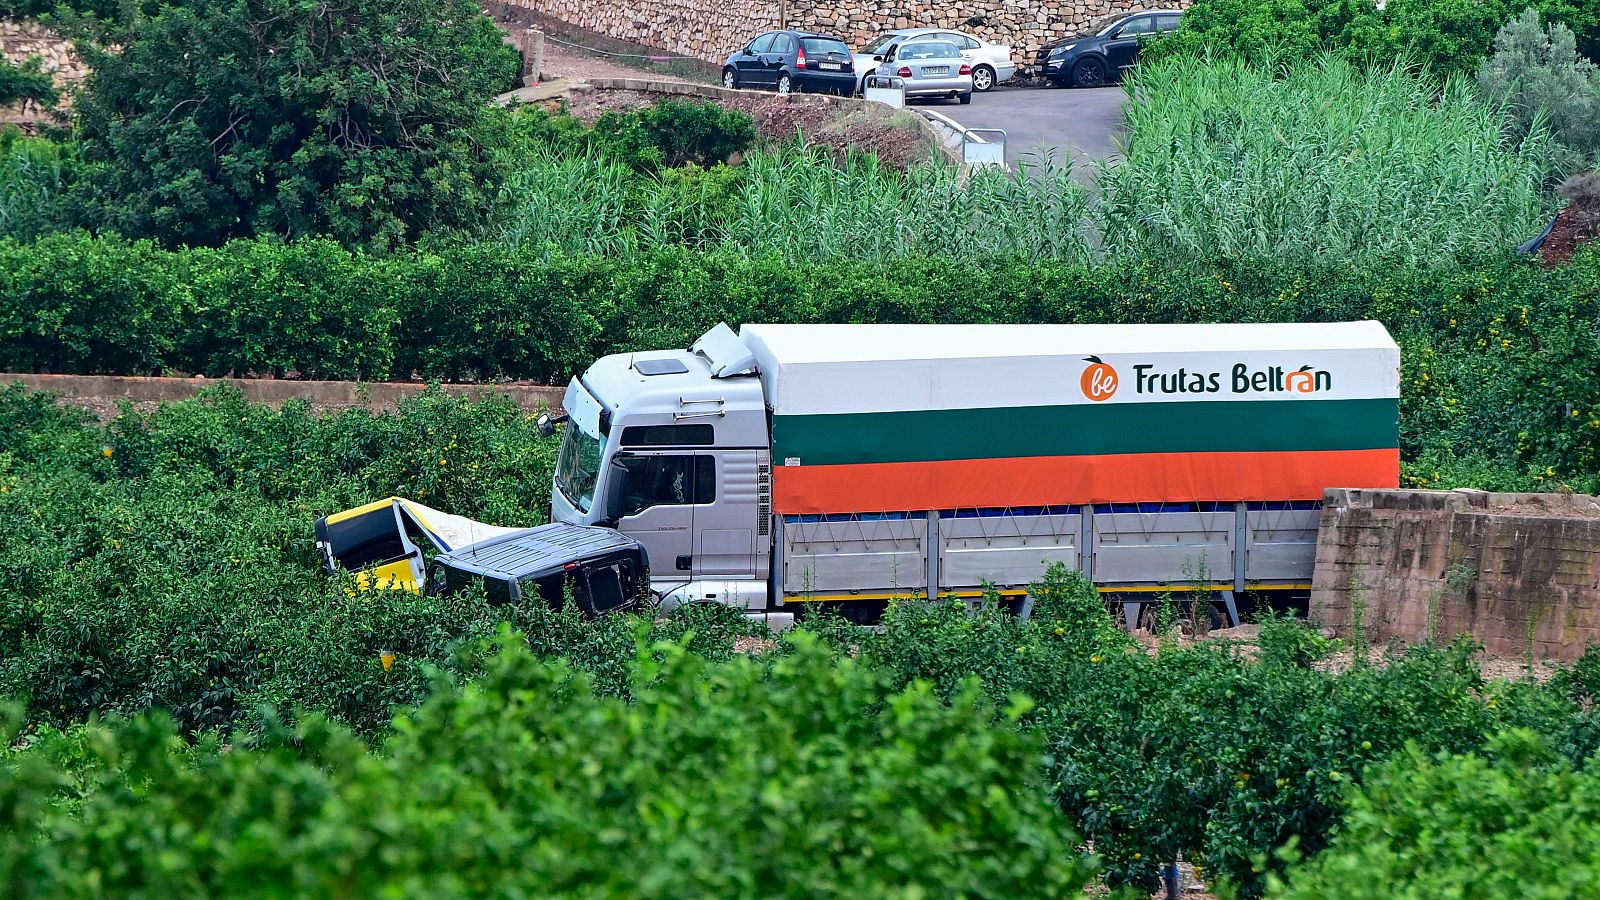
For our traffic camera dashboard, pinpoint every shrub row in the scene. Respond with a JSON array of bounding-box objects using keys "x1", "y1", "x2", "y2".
[
  {"x1": 825, "y1": 574, "x2": 1600, "y2": 896},
  {"x1": 3, "y1": 234, "x2": 1598, "y2": 488},
  {"x1": 0, "y1": 638, "x2": 1095, "y2": 898}
]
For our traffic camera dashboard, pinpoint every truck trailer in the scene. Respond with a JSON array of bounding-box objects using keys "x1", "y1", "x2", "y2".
[{"x1": 548, "y1": 322, "x2": 1401, "y2": 625}]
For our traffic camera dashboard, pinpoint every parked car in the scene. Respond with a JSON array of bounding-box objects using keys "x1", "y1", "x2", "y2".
[
  {"x1": 854, "y1": 28, "x2": 1016, "y2": 92},
  {"x1": 1035, "y1": 9, "x2": 1181, "y2": 87},
  {"x1": 869, "y1": 40, "x2": 975, "y2": 104},
  {"x1": 722, "y1": 31, "x2": 856, "y2": 95}
]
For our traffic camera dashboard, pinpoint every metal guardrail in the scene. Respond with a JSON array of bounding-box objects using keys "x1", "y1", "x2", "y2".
[
  {"x1": 863, "y1": 74, "x2": 906, "y2": 109},
  {"x1": 961, "y1": 127, "x2": 1008, "y2": 169}
]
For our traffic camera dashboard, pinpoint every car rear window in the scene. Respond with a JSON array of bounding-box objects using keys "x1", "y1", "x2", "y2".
[
  {"x1": 901, "y1": 42, "x2": 958, "y2": 60},
  {"x1": 802, "y1": 38, "x2": 849, "y2": 55}
]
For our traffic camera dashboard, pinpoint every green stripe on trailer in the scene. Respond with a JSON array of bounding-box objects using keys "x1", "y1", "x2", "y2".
[{"x1": 771, "y1": 397, "x2": 1399, "y2": 467}]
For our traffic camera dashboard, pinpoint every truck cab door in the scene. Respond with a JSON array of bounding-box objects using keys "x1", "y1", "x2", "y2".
[
  {"x1": 692, "y1": 450, "x2": 761, "y2": 580},
  {"x1": 608, "y1": 451, "x2": 711, "y2": 586}
]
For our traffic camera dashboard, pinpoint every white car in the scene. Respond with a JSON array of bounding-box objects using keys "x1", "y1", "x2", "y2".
[{"x1": 853, "y1": 28, "x2": 1016, "y2": 93}]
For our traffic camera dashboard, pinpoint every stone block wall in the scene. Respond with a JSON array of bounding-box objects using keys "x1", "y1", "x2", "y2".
[
  {"x1": 1311, "y1": 488, "x2": 1600, "y2": 661},
  {"x1": 491, "y1": 0, "x2": 1177, "y2": 68},
  {"x1": 1, "y1": 19, "x2": 86, "y2": 94}
]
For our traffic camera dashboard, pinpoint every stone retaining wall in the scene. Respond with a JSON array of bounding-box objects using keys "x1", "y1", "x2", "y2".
[
  {"x1": 0, "y1": 19, "x2": 85, "y2": 95},
  {"x1": 6, "y1": 373, "x2": 566, "y2": 414},
  {"x1": 1310, "y1": 488, "x2": 1600, "y2": 662},
  {"x1": 489, "y1": 0, "x2": 1175, "y2": 69}
]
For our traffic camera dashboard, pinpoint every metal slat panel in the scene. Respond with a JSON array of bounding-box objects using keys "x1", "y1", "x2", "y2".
[
  {"x1": 1092, "y1": 511, "x2": 1234, "y2": 585},
  {"x1": 939, "y1": 512, "x2": 1081, "y2": 590},
  {"x1": 1245, "y1": 509, "x2": 1321, "y2": 581},
  {"x1": 782, "y1": 517, "x2": 927, "y2": 594}
]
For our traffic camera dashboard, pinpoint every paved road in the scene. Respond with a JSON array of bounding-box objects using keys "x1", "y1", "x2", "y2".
[{"x1": 933, "y1": 83, "x2": 1126, "y2": 176}]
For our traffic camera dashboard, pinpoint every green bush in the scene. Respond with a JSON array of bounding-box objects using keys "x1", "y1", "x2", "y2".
[
  {"x1": 504, "y1": 100, "x2": 755, "y2": 172},
  {"x1": 0, "y1": 637, "x2": 1097, "y2": 897},
  {"x1": 1271, "y1": 730, "x2": 1600, "y2": 898},
  {"x1": 1478, "y1": 8, "x2": 1600, "y2": 174},
  {"x1": 1150, "y1": 0, "x2": 1600, "y2": 79}
]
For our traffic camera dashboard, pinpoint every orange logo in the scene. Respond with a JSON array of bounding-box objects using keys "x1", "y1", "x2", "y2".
[{"x1": 1080, "y1": 356, "x2": 1118, "y2": 401}]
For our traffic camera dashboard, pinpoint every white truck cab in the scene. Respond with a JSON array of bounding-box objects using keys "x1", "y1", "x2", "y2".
[{"x1": 551, "y1": 325, "x2": 772, "y2": 611}]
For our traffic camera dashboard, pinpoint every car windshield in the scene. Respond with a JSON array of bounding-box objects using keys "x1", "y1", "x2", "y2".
[
  {"x1": 802, "y1": 37, "x2": 849, "y2": 55},
  {"x1": 901, "y1": 42, "x2": 958, "y2": 59},
  {"x1": 555, "y1": 420, "x2": 603, "y2": 513},
  {"x1": 861, "y1": 33, "x2": 904, "y2": 53}
]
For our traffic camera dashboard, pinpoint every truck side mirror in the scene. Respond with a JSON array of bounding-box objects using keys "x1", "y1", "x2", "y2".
[{"x1": 536, "y1": 412, "x2": 567, "y2": 438}]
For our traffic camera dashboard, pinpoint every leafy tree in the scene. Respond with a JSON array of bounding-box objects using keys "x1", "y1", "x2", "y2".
[
  {"x1": 1478, "y1": 8, "x2": 1600, "y2": 173},
  {"x1": 65, "y1": 0, "x2": 522, "y2": 248}
]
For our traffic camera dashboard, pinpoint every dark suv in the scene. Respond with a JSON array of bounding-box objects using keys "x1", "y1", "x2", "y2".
[
  {"x1": 723, "y1": 30, "x2": 856, "y2": 96},
  {"x1": 1035, "y1": 10, "x2": 1181, "y2": 87}
]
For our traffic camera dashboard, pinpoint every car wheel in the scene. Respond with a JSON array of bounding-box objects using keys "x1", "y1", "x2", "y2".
[
  {"x1": 722, "y1": 67, "x2": 738, "y2": 89},
  {"x1": 958, "y1": 91, "x2": 972, "y2": 105},
  {"x1": 776, "y1": 73, "x2": 792, "y2": 95},
  {"x1": 1072, "y1": 57, "x2": 1106, "y2": 88},
  {"x1": 972, "y1": 65, "x2": 996, "y2": 92}
]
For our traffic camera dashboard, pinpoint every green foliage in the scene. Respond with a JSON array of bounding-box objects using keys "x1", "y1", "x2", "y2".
[
  {"x1": 0, "y1": 637, "x2": 1097, "y2": 897},
  {"x1": 505, "y1": 100, "x2": 755, "y2": 171},
  {"x1": 1150, "y1": 0, "x2": 1600, "y2": 79},
  {"x1": 839, "y1": 582, "x2": 1594, "y2": 897},
  {"x1": 496, "y1": 143, "x2": 1096, "y2": 262},
  {"x1": 1271, "y1": 730, "x2": 1600, "y2": 898},
  {"x1": 0, "y1": 127, "x2": 72, "y2": 241},
  {"x1": 0, "y1": 56, "x2": 55, "y2": 109},
  {"x1": 592, "y1": 99, "x2": 756, "y2": 170},
  {"x1": 1102, "y1": 56, "x2": 1553, "y2": 266},
  {"x1": 64, "y1": 0, "x2": 519, "y2": 249},
  {"x1": 2, "y1": 236, "x2": 1599, "y2": 490},
  {"x1": 1478, "y1": 8, "x2": 1600, "y2": 174},
  {"x1": 0, "y1": 384, "x2": 555, "y2": 736}
]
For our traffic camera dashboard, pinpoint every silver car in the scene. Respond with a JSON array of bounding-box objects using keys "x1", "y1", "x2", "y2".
[
  {"x1": 874, "y1": 40, "x2": 974, "y2": 104},
  {"x1": 854, "y1": 28, "x2": 1017, "y2": 92}
]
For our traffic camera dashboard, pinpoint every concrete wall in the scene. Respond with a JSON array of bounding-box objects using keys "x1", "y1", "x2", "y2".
[
  {"x1": 1311, "y1": 488, "x2": 1600, "y2": 661},
  {"x1": 489, "y1": 0, "x2": 1175, "y2": 68}
]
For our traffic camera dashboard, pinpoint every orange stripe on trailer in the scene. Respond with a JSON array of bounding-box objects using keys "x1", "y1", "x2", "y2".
[{"x1": 772, "y1": 448, "x2": 1399, "y2": 515}]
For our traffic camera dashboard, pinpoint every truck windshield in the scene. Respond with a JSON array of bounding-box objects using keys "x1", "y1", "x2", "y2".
[{"x1": 555, "y1": 421, "x2": 603, "y2": 512}]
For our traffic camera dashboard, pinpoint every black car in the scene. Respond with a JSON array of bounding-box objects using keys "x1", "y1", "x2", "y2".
[
  {"x1": 428, "y1": 524, "x2": 649, "y2": 617},
  {"x1": 1035, "y1": 10, "x2": 1181, "y2": 88},
  {"x1": 722, "y1": 30, "x2": 856, "y2": 96}
]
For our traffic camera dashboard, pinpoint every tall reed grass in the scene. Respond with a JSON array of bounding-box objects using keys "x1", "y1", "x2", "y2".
[
  {"x1": 0, "y1": 129, "x2": 68, "y2": 241},
  {"x1": 1098, "y1": 55, "x2": 1555, "y2": 265},
  {"x1": 492, "y1": 55, "x2": 1558, "y2": 268},
  {"x1": 496, "y1": 146, "x2": 1096, "y2": 264}
]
